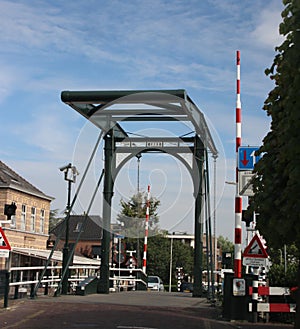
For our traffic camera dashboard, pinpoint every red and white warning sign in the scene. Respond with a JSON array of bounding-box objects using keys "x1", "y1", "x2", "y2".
[
  {"x1": 243, "y1": 234, "x2": 268, "y2": 258},
  {"x1": 243, "y1": 233, "x2": 269, "y2": 267},
  {"x1": 0, "y1": 228, "x2": 11, "y2": 258}
]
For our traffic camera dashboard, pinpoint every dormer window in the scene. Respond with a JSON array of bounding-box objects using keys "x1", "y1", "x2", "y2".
[{"x1": 74, "y1": 222, "x2": 83, "y2": 232}]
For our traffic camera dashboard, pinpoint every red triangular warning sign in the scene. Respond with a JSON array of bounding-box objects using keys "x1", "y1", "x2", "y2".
[
  {"x1": 243, "y1": 234, "x2": 268, "y2": 258},
  {"x1": 0, "y1": 228, "x2": 11, "y2": 250}
]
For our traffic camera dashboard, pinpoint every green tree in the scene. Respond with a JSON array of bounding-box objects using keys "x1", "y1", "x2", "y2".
[
  {"x1": 49, "y1": 209, "x2": 64, "y2": 232},
  {"x1": 217, "y1": 236, "x2": 234, "y2": 253},
  {"x1": 116, "y1": 191, "x2": 160, "y2": 268},
  {"x1": 268, "y1": 263, "x2": 298, "y2": 288},
  {"x1": 268, "y1": 244, "x2": 299, "y2": 287},
  {"x1": 172, "y1": 239, "x2": 194, "y2": 282},
  {"x1": 250, "y1": 1, "x2": 300, "y2": 326},
  {"x1": 147, "y1": 234, "x2": 171, "y2": 283},
  {"x1": 116, "y1": 191, "x2": 160, "y2": 237},
  {"x1": 146, "y1": 234, "x2": 194, "y2": 289}
]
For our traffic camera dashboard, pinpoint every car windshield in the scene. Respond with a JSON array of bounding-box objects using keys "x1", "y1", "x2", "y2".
[{"x1": 148, "y1": 276, "x2": 159, "y2": 283}]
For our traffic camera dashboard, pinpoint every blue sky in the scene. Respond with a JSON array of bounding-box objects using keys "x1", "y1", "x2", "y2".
[{"x1": 0, "y1": 0, "x2": 284, "y2": 241}]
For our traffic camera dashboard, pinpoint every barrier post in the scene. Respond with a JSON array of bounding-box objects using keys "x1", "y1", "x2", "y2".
[{"x1": 251, "y1": 272, "x2": 259, "y2": 323}]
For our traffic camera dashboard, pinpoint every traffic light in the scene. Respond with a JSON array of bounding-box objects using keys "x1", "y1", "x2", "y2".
[
  {"x1": 4, "y1": 202, "x2": 17, "y2": 220},
  {"x1": 46, "y1": 239, "x2": 55, "y2": 249},
  {"x1": 242, "y1": 210, "x2": 252, "y2": 227},
  {"x1": 222, "y1": 252, "x2": 232, "y2": 268}
]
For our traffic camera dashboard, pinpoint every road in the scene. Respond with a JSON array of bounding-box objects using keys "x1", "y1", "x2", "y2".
[{"x1": 0, "y1": 291, "x2": 294, "y2": 329}]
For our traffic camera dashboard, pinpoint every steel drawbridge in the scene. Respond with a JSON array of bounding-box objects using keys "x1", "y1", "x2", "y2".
[{"x1": 34, "y1": 90, "x2": 218, "y2": 298}]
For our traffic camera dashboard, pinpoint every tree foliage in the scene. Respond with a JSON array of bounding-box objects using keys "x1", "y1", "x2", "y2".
[
  {"x1": 249, "y1": 2, "x2": 300, "y2": 326},
  {"x1": 49, "y1": 209, "x2": 64, "y2": 232},
  {"x1": 268, "y1": 244, "x2": 299, "y2": 287},
  {"x1": 251, "y1": 0, "x2": 300, "y2": 249},
  {"x1": 115, "y1": 192, "x2": 194, "y2": 286},
  {"x1": 217, "y1": 236, "x2": 234, "y2": 253},
  {"x1": 116, "y1": 191, "x2": 160, "y2": 237},
  {"x1": 146, "y1": 234, "x2": 194, "y2": 286}
]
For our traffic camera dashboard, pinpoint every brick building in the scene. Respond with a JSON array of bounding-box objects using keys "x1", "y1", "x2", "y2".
[
  {"x1": 0, "y1": 161, "x2": 53, "y2": 269},
  {"x1": 50, "y1": 215, "x2": 103, "y2": 259}
]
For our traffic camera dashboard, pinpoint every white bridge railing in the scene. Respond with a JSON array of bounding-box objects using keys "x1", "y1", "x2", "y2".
[{"x1": 8, "y1": 265, "x2": 147, "y2": 297}]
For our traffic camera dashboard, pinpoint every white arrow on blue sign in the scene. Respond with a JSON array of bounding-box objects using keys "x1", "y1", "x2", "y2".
[{"x1": 238, "y1": 146, "x2": 261, "y2": 170}]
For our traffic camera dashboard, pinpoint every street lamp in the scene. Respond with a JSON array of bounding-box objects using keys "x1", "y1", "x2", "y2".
[
  {"x1": 136, "y1": 153, "x2": 142, "y2": 193},
  {"x1": 59, "y1": 163, "x2": 78, "y2": 294}
]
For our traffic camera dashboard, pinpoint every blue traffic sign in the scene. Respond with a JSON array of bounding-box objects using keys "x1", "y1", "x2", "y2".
[{"x1": 238, "y1": 146, "x2": 261, "y2": 170}]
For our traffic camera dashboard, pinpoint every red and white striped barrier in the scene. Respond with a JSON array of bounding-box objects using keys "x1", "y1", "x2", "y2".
[
  {"x1": 249, "y1": 302, "x2": 296, "y2": 313},
  {"x1": 234, "y1": 50, "x2": 243, "y2": 278},
  {"x1": 142, "y1": 185, "x2": 150, "y2": 273},
  {"x1": 249, "y1": 286, "x2": 290, "y2": 296},
  {"x1": 249, "y1": 285, "x2": 296, "y2": 314}
]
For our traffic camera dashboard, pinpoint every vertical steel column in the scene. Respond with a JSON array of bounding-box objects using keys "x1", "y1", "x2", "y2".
[
  {"x1": 193, "y1": 136, "x2": 205, "y2": 297},
  {"x1": 98, "y1": 132, "x2": 115, "y2": 294},
  {"x1": 205, "y1": 149, "x2": 215, "y2": 301}
]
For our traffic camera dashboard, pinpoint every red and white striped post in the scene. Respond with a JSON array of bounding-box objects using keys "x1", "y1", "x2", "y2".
[
  {"x1": 234, "y1": 50, "x2": 243, "y2": 278},
  {"x1": 142, "y1": 185, "x2": 150, "y2": 273}
]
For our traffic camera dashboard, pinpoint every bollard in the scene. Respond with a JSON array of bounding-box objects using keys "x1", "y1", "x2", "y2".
[
  {"x1": 44, "y1": 281, "x2": 49, "y2": 295},
  {"x1": 251, "y1": 274, "x2": 259, "y2": 323},
  {"x1": 4, "y1": 271, "x2": 10, "y2": 308}
]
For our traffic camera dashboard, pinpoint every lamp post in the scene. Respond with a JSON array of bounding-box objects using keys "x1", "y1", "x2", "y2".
[
  {"x1": 60, "y1": 163, "x2": 78, "y2": 294},
  {"x1": 136, "y1": 153, "x2": 142, "y2": 193}
]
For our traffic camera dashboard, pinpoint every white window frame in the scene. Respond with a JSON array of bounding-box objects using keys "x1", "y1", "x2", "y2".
[
  {"x1": 31, "y1": 207, "x2": 36, "y2": 232},
  {"x1": 21, "y1": 204, "x2": 26, "y2": 230},
  {"x1": 40, "y1": 209, "x2": 45, "y2": 233},
  {"x1": 74, "y1": 222, "x2": 83, "y2": 232}
]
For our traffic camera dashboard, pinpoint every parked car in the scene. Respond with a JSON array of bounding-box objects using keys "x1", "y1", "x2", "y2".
[
  {"x1": 180, "y1": 281, "x2": 193, "y2": 293},
  {"x1": 147, "y1": 276, "x2": 165, "y2": 291}
]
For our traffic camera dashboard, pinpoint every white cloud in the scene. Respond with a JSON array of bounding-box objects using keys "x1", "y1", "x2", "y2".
[
  {"x1": 251, "y1": 3, "x2": 284, "y2": 49},
  {"x1": 10, "y1": 105, "x2": 80, "y2": 161},
  {"x1": 0, "y1": 65, "x2": 19, "y2": 104}
]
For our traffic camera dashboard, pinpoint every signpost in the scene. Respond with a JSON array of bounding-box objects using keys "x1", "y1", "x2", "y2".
[
  {"x1": 0, "y1": 228, "x2": 11, "y2": 258},
  {"x1": 233, "y1": 278, "x2": 246, "y2": 296},
  {"x1": 243, "y1": 234, "x2": 269, "y2": 267},
  {"x1": 0, "y1": 227, "x2": 11, "y2": 308},
  {"x1": 243, "y1": 257, "x2": 270, "y2": 267},
  {"x1": 238, "y1": 171, "x2": 255, "y2": 196},
  {"x1": 238, "y1": 146, "x2": 261, "y2": 170}
]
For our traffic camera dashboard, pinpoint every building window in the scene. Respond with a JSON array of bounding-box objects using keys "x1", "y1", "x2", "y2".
[
  {"x1": 40, "y1": 209, "x2": 45, "y2": 233},
  {"x1": 31, "y1": 207, "x2": 36, "y2": 232},
  {"x1": 74, "y1": 222, "x2": 83, "y2": 232},
  {"x1": 92, "y1": 245, "x2": 101, "y2": 258},
  {"x1": 21, "y1": 204, "x2": 26, "y2": 230}
]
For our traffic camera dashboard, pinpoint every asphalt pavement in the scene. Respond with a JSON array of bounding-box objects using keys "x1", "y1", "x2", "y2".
[{"x1": 0, "y1": 291, "x2": 294, "y2": 329}]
